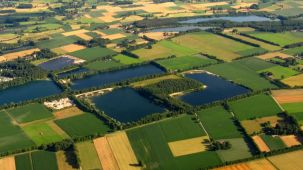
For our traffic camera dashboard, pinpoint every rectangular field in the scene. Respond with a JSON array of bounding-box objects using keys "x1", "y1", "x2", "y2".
[
  {"x1": 15, "y1": 153, "x2": 32, "y2": 170},
  {"x1": 281, "y1": 73, "x2": 303, "y2": 87},
  {"x1": 76, "y1": 141, "x2": 102, "y2": 170},
  {"x1": 69, "y1": 46, "x2": 116, "y2": 61},
  {"x1": 260, "y1": 135, "x2": 286, "y2": 151},
  {"x1": 171, "y1": 32, "x2": 265, "y2": 61},
  {"x1": 258, "y1": 66, "x2": 299, "y2": 80},
  {"x1": 84, "y1": 59, "x2": 123, "y2": 71},
  {"x1": 272, "y1": 89, "x2": 303, "y2": 104},
  {"x1": 0, "y1": 156, "x2": 16, "y2": 170},
  {"x1": 247, "y1": 31, "x2": 303, "y2": 46},
  {"x1": 241, "y1": 116, "x2": 282, "y2": 135},
  {"x1": 267, "y1": 150, "x2": 303, "y2": 169},
  {"x1": 252, "y1": 135, "x2": 270, "y2": 153},
  {"x1": 228, "y1": 94, "x2": 283, "y2": 120},
  {"x1": 31, "y1": 151, "x2": 59, "y2": 170},
  {"x1": 197, "y1": 106, "x2": 242, "y2": 140},
  {"x1": 113, "y1": 54, "x2": 143, "y2": 65}
]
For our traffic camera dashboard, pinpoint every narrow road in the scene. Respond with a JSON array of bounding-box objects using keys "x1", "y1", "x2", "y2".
[{"x1": 194, "y1": 112, "x2": 210, "y2": 137}]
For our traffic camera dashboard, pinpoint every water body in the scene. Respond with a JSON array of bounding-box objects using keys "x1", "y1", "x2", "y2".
[
  {"x1": 0, "y1": 80, "x2": 62, "y2": 105},
  {"x1": 57, "y1": 67, "x2": 88, "y2": 79},
  {"x1": 150, "y1": 26, "x2": 211, "y2": 32},
  {"x1": 71, "y1": 64, "x2": 164, "y2": 90},
  {"x1": 39, "y1": 56, "x2": 76, "y2": 71},
  {"x1": 180, "y1": 73, "x2": 250, "y2": 106},
  {"x1": 92, "y1": 87, "x2": 165, "y2": 123},
  {"x1": 179, "y1": 15, "x2": 279, "y2": 24}
]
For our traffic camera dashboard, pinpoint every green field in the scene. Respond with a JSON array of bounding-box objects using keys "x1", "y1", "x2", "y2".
[
  {"x1": 258, "y1": 66, "x2": 299, "y2": 79},
  {"x1": 0, "y1": 111, "x2": 34, "y2": 153},
  {"x1": 197, "y1": 106, "x2": 242, "y2": 140},
  {"x1": 282, "y1": 102, "x2": 303, "y2": 125},
  {"x1": 37, "y1": 35, "x2": 81, "y2": 49},
  {"x1": 7, "y1": 103, "x2": 53, "y2": 123},
  {"x1": 84, "y1": 59, "x2": 123, "y2": 71},
  {"x1": 69, "y1": 46, "x2": 116, "y2": 61},
  {"x1": 171, "y1": 31, "x2": 266, "y2": 61},
  {"x1": 113, "y1": 54, "x2": 143, "y2": 65},
  {"x1": 15, "y1": 153, "x2": 32, "y2": 170},
  {"x1": 25, "y1": 23, "x2": 61, "y2": 33},
  {"x1": 132, "y1": 40, "x2": 198, "y2": 60},
  {"x1": 260, "y1": 135, "x2": 286, "y2": 151},
  {"x1": 55, "y1": 113, "x2": 110, "y2": 138},
  {"x1": 155, "y1": 55, "x2": 217, "y2": 71},
  {"x1": 235, "y1": 57, "x2": 276, "y2": 72},
  {"x1": 283, "y1": 46, "x2": 303, "y2": 56},
  {"x1": 22, "y1": 123, "x2": 64, "y2": 145},
  {"x1": 76, "y1": 141, "x2": 102, "y2": 170},
  {"x1": 205, "y1": 59, "x2": 277, "y2": 91},
  {"x1": 127, "y1": 115, "x2": 221, "y2": 169},
  {"x1": 228, "y1": 94, "x2": 282, "y2": 120},
  {"x1": 247, "y1": 31, "x2": 303, "y2": 46},
  {"x1": 31, "y1": 151, "x2": 58, "y2": 170},
  {"x1": 216, "y1": 138, "x2": 252, "y2": 162}
]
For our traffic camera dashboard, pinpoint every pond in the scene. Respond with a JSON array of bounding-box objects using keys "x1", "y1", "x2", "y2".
[
  {"x1": 92, "y1": 87, "x2": 165, "y2": 123},
  {"x1": 0, "y1": 80, "x2": 62, "y2": 105},
  {"x1": 57, "y1": 67, "x2": 88, "y2": 79},
  {"x1": 179, "y1": 15, "x2": 279, "y2": 24},
  {"x1": 71, "y1": 64, "x2": 164, "y2": 90},
  {"x1": 179, "y1": 73, "x2": 250, "y2": 106},
  {"x1": 150, "y1": 26, "x2": 211, "y2": 32},
  {"x1": 39, "y1": 56, "x2": 77, "y2": 71}
]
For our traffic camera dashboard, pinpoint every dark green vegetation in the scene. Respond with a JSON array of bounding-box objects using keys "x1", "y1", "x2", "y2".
[
  {"x1": 127, "y1": 115, "x2": 222, "y2": 169},
  {"x1": 228, "y1": 94, "x2": 282, "y2": 120},
  {"x1": 7, "y1": 103, "x2": 53, "y2": 123},
  {"x1": 260, "y1": 135, "x2": 286, "y2": 151},
  {"x1": 31, "y1": 151, "x2": 58, "y2": 170},
  {"x1": 15, "y1": 153, "x2": 32, "y2": 170},
  {"x1": 55, "y1": 113, "x2": 110, "y2": 138},
  {"x1": 69, "y1": 46, "x2": 116, "y2": 61},
  {"x1": 197, "y1": 106, "x2": 242, "y2": 140},
  {"x1": 37, "y1": 36, "x2": 81, "y2": 49}
]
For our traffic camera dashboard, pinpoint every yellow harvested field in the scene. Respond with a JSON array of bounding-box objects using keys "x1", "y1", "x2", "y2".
[
  {"x1": 252, "y1": 135, "x2": 270, "y2": 152},
  {"x1": 241, "y1": 116, "x2": 282, "y2": 135},
  {"x1": 0, "y1": 48, "x2": 40, "y2": 63},
  {"x1": 121, "y1": 15, "x2": 144, "y2": 23},
  {"x1": 109, "y1": 24, "x2": 121, "y2": 29},
  {"x1": 21, "y1": 29, "x2": 65, "y2": 41},
  {"x1": 168, "y1": 136, "x2": 208, "y2": 157},
  {"x1": 232, "y1": 3, "x2": 256, "y2": 9},
  {"x1": 70, "y1": 25, "x2": 81, "y2": 30},
  {"x1": 93, "y1": 137, "x2": 119, "y2": 170},
  {"x1": 131, "y1": 74, "x2": 181, "y2": 87},
  {"x1": 213, "y1": 158, "x2": 276, "y2": 170},
  {"x1": 106, "y1": 131, "x2": 140, "y2": 170},
  {"x1": 182, "y1": 2, "x2": 228, "y2": 10},
  {"x1": 139, "y1": 32, "x2": 176, "y2": 40},
  {"x1": 268, "y1": 150, "x2": 303, "y2": 169},
  {"x1": 0, "y1": 33, "x2": 19, "y2": 43},
  {"x1": 76, "y1": 33, "x2": 93, "y2": 41},
  {"x1": 257, "y1": 52, "x2": 292, "y2": 60},
  {"x1": 103, "y1": 33, "x2": 126, "y2": 40},
  {"x1": 53, "y1": 107, "x2": 83, "y2": 120},
  {"x1": 62, "y1": 29, "x2": 89, "y2": 36},
  {"x1": 93, "y1": 30, "x2": 107, "y2": 36},
  {"x1": 98, "y1": 13, "x2": 121, "y2": 23},
  {"x1": 53, "y1": 44, "x2": 86, "y2": 53},
  {"x1": 56, "y1": 151, "x2": 78, "y2": 170},
  {"x1": 0, "y1": 156, "x2": 16, "y2": 170},
  {"x1": 282, "y1": 74, "x2": 303, "y2": 87},
  {"x1": 272, "y1": 89, "x2": 303, "y2": 104},
  {"x1": 280, "y1": 135, "x2": 301, "y2": 147}
]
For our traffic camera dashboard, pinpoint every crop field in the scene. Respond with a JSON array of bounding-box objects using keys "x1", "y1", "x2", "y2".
[
  {"x1": 53, "y1": 106, "x2": 83, "y2": 119},
  {"x1": 132, "y1": 40, "x2": 198, "y2": 60},
  {"x1": 283, "y1": 46, "x2": 303, "y2": 56},
  {"x1": 281, "y1": 102, "x2": 303, "y2": 125},
  {"x1": 214, "y1": 158, "x2": 276, "y2": 170},
  {"x1": 205, "y1": 59, "x2": 277, "y2": 91},
  {"x1": 84, "y1": 59, "x2": 123, "y2": 71},
  {"x1": 155, "y1": 55, "x2": 217, "y2": 71},
  {"x1": 257, "y1": 52, "x2": 292, "y2": 60},
  {"x1": 52, "y1": 44, "x2": 86, "y2": 54},
  {"x1": 55, "y1": 113, "x2": 110, "y2": 138},
  {"x1": 113, "y1": 54, "x2": 143, "y2": 65},
  {"x1": 272, "y1": 89, "x2": 303, "y2": 104},
  {"x1": 31, "y1": 151, "x2": 58, "y2": 170},
  {"x1": 281, "y1": 73, "x2": 303, "y2": 87},
  {"x1": 22, "y1": 123, "x2": 64, "y2": 145},
  {"x1": 0, "y1": 156, "x2": 15, "y2": 170},
  {"x1": 246, "y1": 31, "x2": 303, "y2": 46},
  {"x1": 260, "y1": 135, "x2": 286, "y2": 151},
  {"x1": 76, "y1": 141, "x2": 102, "y2": 170},
  {"x1": 171, "y1": 32, "x2": 265, "y2": 61},
  {"x1": 226, "y1": 32, "x2": 281, "y2": 51},
  {"x1": 7, "y1": 103, "x2": 53, "y2": 123},
  {"x1": 216, "y1": 138, "x2": 252, "y2": 162},
  {"x1": 56, "y1": 151, "x2": 78, "y2": 170},
  {"x1": 0, "y1": 48, "x2": 40, "y2": 63},
  {"x1": 69, "y1": 46, "x2": 116, "y2": 61},
  {"x1": 228, "y1": 94, "x2": 282, "y2": 120},
  {"x1": 197, "y1": 106, "x2": 241, "y2": 140},
  {"x1": 37, "y1": 35, "x2": 81, "y2": 49},
  {"x1": 258, "y1": 66, "x2": 299, "y2": 79},
  {"x1": 15, "y1": 153, "x2": 32, "y2": 170},
  {"x1": 267, "y1": 150, "x2": 303, "y2": 169},
  {"x1": 126, "y1": 115, "x2": 222, "y2": 169},
  {"x1": 252, "y1": 135, "x2": 270, "y2": 153},
  {"x1": 0, "y1": 111, "x2": 35, "y2": 153},
  {"x1": 241, "y1": 116, "x2": 282, "y2": 135},
  {"x1": 280, "y1": 135, "x2": 301, "y2": 147},
  {"x1": 131, "y1": 74, "x2": 181, "y2": 87}
]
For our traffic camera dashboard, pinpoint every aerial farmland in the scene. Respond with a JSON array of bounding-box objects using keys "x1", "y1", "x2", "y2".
[{"x1": 0, "y1": 0, "x2": 303, "y2": 169}]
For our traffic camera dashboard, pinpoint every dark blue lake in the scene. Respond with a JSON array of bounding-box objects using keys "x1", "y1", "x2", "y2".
[
  {"x1": 180, "y1": 73, "x2": 250, "y2": 106},
  {"x1": 0, "y1": 80, "x2": 62, "y2": 105},
  {"x1": 39, "y1": 56, "x2": 76, "y2": 71},
  {"x1": 92, "y1": 87, "x2": 165, "y2": 123},
  {"x1": 57, "y1": 67, "x2": 88, "y2": 79},
  {"x1": 179, "y1": 15, "x2": 279, "y2": 24},
  {"x1": 71, "y1": 64, "x2": 164, "y2": 90}
]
